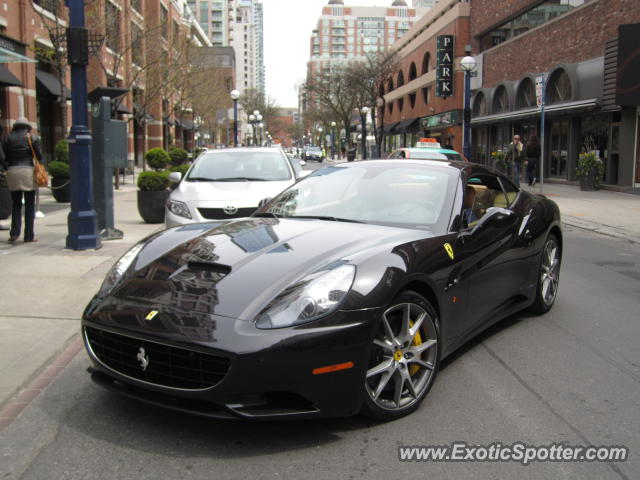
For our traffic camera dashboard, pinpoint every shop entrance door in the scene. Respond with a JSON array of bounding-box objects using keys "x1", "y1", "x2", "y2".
[
  {"x1": 635, "y1": 110, "x2": 640, "y2": 186},
  {"x1": 550, "y1": 119, "x2": 570, "y2": 178}
]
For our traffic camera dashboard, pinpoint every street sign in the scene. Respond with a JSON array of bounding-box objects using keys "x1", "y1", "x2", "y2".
[
  {"x1": 436, "y1": 35, "x2": 454, "y2": 98},
  {"x1": 536, "y1": 75, "x2": 544, "y2": 107}
]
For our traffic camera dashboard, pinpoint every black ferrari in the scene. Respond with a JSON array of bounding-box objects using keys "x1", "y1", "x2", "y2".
[{"x1": 82, "y1": 159, "x2": 562, "y2": 421}]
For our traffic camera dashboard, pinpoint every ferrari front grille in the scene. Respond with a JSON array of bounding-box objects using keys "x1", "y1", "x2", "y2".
[{"x1": 85, "y1": 326, "x2": 230, "y2": 390}]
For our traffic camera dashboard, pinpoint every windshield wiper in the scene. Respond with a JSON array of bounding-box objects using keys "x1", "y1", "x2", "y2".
[
  {"x1": 187, "y1": 177, "x2": 218, "y2": 182},
  {"x1": 187, "y1": 177, "x2": 269, "y2": 182},
  {"x1": 288, "y1": 215, "x2": 363, "y2": 224}
]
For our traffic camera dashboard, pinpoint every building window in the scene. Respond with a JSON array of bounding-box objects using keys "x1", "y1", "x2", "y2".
[
  {"x1": 409, "y1": 92, "x2": 416, "y2": 108},
  {"x1": 408, "y1": 62, "x2": 417, "y2": 82},
  {"x1": 422, "y1": 87, "x2": 430, "y2": 105},
  {"x1": 397, "y1": 70, "x2": 405, "y2": 88},
  {"x1": 479, "y1": 0, "x2": 589, "y2": 51},
  {"x1": 547, "y1": 69, "x2": 572, "y2": 104},
  {"x1": 131, "y1": 0, "x2": 142, "y2": 14},
  {"x1": 387, "y1": 76, "x2": 394, "y2": 92},
  {"x1": 105, "y1": 1, "x2": 121, "y2": 52},
  {"x1": 131, "y1": 22, "x2": 144, "y2": 66},
  {"x1": 421, "y1": 52, "x2": 430, "y2": 74},
  {"x1": 161, "y1": 5, "x2": 168, "y2": 40},
  {"x1": 472, "y1": 92, "x2": 488, "y2": 117},
  {"x1": 397, "y1": 97, "x2": 404, "y2": 112},
  {"x1": 515, "y1": 78, "x2": 536, "y2": 109},
  {"x1": 492, "y1": 86, "x2": 509, "y2": 114}
]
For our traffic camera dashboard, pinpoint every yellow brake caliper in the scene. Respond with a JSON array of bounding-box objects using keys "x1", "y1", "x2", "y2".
[{"x1": 409, "y1": 321, "x2": 423, "y2": 376}]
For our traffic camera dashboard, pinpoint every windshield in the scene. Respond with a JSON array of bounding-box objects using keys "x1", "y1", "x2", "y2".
[
  {"x1": 256, "y1": 163, "x2": 458, "y2": 231},
  {"x1": 306, "y1": 147, "x2": 321, "y2": 152},
  {"x1": 186, "y1": 151, "x2": 292, "y2": 182},
  {"x1": 409, "y1": 150, "x2": 448, "y2": 160}
]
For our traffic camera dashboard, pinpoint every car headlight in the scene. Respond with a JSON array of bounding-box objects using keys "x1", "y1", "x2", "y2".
[
  {"x1": 255, "y1": 264, "x2": 356, "y2": 329},
  {"x1": 98, "y1": 243, "x2": 145, "y2": 297},
  {"x1": 166, "y1": 199, "x2": 192, "y2": 219}
]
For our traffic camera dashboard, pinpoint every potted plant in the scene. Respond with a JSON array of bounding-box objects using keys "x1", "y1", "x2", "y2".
[
  {"x1": 168, "y1": 146, "x2": 189, "y2": 166},
  {"x1": 491, "y1": 150, "x2": 507, "y2": 174},
  {"x1": 48, "y1": 139, "x2": 71, "y2": 202},
  {"x1": 0, "y1": 172, "x2": 11, "y2": 220},
  {"x1": 576, "y1": 151, "x2": 603, "y2": 191},
  {"x1": 137, "y1": 148, "x2": 171, "y2": 223}
]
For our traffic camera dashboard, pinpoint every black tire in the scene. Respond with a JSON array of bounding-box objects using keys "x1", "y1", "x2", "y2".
[
  {"x1": 361, "y1": 290, "x2": 441, "y2": 421},
  {"x1": 529, "y1": 233, "x2": 561, "y2": 314}
]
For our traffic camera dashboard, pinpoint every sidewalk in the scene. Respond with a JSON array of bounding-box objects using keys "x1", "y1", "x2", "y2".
[
  {"x1": 0, "y1": 180, "x2": 160, "y2": 409},
  {"x1": 522, "y1": 182, "x2": 640, "y2": 244}
]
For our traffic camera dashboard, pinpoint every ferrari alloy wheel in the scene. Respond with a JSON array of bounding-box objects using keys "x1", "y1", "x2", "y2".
[
  {"x1": 362, "y1": 291, "x2": 440, "y2": 420},
  {"x1": 530, "y1": 234, "x2": 561, "y2": 313}
]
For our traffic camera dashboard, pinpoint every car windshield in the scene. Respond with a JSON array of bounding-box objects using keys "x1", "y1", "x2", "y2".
[
  {"x1": 443, "y1": 152, "x2": 463, "y2": 161},
  {"x1": 306, "y1": 147, "x2": 321, "y2": 152},
  {"x1": 186, "y1": 151, "x2": 292, "y2": 182},
  {"x1": 256, "y1": 162, "x2": 457, "y2": 231},
  {"x1": 409, "y1": 150, "x2": 448, "y2": 160}
]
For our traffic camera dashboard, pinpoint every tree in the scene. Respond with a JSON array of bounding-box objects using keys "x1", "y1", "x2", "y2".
[
  {"x1": 303, "y1": 64, "x2": 356, "y2": 148},
  {"x1": 345, "y1": 50, "x2": 400, "y2": 156}
]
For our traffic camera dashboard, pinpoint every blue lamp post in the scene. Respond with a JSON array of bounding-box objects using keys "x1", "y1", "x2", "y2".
[
  {"x1": 65, "y1": 0, "x2": 100, "y2": 250},
  {"x1": 460, "y1": 55, "x2": 477, "y2": 162},
  {"x1": 330, "y1": 121, "x2": 336, "y2": 159}
]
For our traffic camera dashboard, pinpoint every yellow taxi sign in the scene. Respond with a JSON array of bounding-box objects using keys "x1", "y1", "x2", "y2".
[{"x1": 416, "y1": 138, "x2": 441, "y2": 148}]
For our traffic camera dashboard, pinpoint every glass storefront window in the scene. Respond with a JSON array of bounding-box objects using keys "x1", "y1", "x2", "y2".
[
  {"x1": 547, "y1": 69, "x2": 572, "y2": 104},
  {"x1": 550, "y1": 119, "x2": 570, "y2": 177},
  {"x1": 516, "y1": 78, "x2": 536, "y2": 109}
]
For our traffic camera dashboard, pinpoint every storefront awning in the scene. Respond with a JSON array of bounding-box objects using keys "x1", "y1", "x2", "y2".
[
  {"x1": 470, "y1": 99, "x2": 600, "y2": 126},
  {"x1": 383, "y1": 122, "x2": 400, "y2": 133},
  {"x1": 395, "y1": 118, "x2": 420, "y2": 133},
  {"x1": 35, "y1": 70, "x2": 71, "y2": 99},
  {"x1": 0, "y1": 65, "x2": 22, "y2": 87},
  {"x1": 0, "y1": 47, "x2": 36, "y2": 63}
]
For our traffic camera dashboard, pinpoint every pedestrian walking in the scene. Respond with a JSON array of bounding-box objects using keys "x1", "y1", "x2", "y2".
[
  {"x1": 0, "y1": 123, "x2": 8, "y2": 231},
  {"x1": 505, "y1": 134, "x2": 525, "y2": 187},
  {"x1": 0, "y1": 118, "x2": 42, "y2": 243},
  {"x1": 525, "y1": 135, "x2": 541, "y2": 187},
  {"x1": 346, "y1": 145, "x2": 356, "y2": 162}
]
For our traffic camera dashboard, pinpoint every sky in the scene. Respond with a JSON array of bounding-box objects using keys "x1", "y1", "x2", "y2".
[{"x1": 262, "y1": 0, "x2": 398, "y2": 107}]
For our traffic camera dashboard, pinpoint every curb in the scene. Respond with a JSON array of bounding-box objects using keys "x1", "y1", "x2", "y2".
[
  {"x1": 562, "y1": 216, "x2": 640, "y2": 245},
  {"x1": 0, "y1": 335, "x2": 82, "y2": 433}
]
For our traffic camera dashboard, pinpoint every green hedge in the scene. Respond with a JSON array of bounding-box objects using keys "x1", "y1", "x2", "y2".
[
  {"x1": 48, "y1": 160, "x2": 70, "y2": 178},
  {"x1": 54, "y1": 139, "x2": 69, "y2": 163},
  {"x1": 145, "y1": 148, "x2": 170, "y2": 171},
  {"x1": 137, "y1": 170, "x2": 169, "y2": 191},
  {"x1": 168, "y1": 147, "x2": 189, "y2": 166},
  {"x1": 169, "y1": 164, "x2": 190, "y2": 178}
]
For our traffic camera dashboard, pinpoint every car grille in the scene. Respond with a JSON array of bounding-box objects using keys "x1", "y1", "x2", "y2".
[
  {"x1": 198, "y1": 207, "x2": 256, "y2": 219},
  {"x1": 85, "y1": 326, "x2": 230, "y2": 390}
]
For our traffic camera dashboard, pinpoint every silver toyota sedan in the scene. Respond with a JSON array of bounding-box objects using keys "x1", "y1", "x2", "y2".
[{"x1": 165, "y1": 147, "x2": 305, "y2": 227}]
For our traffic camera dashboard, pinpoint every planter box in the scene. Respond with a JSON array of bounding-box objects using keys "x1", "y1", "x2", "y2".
[
  {"x1": 137, "y1": 190, "x2": 169, "y2": 224},
  {"x1": 51, "y1": 177, "x2": 71, "y2": 203},
  {"x1": 0, "y1": 187, "x2": 11, "y2": 219},
  {"x1": 579, "y1": 165, "x2": 598, "y2": 191}
]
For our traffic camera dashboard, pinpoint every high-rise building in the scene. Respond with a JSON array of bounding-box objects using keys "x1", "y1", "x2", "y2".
[
  {"x1": 232, "y1": 0, "x2": 265, "y2": 95},
  {"x1": 307, "y1": 0, "x2": 424, "y2": 81},
  {"x1": 412, "y1": 0, "x2": 439, "y2": 9},
  {"x1": 188, "y1": 0, "x2": 235, "y2": 47}
]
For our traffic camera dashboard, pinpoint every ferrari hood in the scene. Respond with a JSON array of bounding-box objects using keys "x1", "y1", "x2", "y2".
[{"x1": 103, "y1": 218, "x2": 426, "y2": 321}]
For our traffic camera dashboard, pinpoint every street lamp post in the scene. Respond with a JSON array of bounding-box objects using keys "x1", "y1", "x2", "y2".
[
  {"x1": 230, "y1": 89, "x2": 239, "y2": 147},
  {"x1": 460, "y1": 55, "x2": 477, "y2": 161},
  {"x1": 258, "y1": 122, "x2": 264, "y2": 145},
  {"x1": 317, "y1": 126, "x2": 323, "y2": 150},
  {"x1": 360, "y1": 106, "x2": 370, "y2": 160},
  {"x1": 65, "y1": 0, "x2": 100, "y2": 250},
  {"x1": 330, "y1": 121, "x2": 336, "y2": 159}
]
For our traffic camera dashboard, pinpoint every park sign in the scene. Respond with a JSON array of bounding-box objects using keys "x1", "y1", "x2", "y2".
[{"x1": 436, "y1": 35, "x2": 454, "y2": 98}]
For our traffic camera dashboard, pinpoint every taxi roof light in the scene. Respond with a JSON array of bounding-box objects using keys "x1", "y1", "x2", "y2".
[{"x1": 415, "y1": 138, "x2": 441, "y2": 148}]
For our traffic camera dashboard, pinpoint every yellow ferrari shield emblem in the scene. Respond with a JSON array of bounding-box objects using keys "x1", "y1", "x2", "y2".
[
  {"x1": 145, "y1": 310, "x2": 159, "y2": 321},
  {"x1": 444, "y1": 243, "x2": 454, "y2": 260}
]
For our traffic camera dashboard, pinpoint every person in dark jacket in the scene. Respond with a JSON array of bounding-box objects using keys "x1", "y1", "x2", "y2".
[
  {"x1": 525, "y1": 135, "x2": 541, "y2": 186},
  {"x1": 0, "y1": 117, "x2": 42, "y2": 242},
  {"x1": 505, "y1": 134, "x2": 525, "y2": 187},
  {"x1": 0, "y1": 124, "x2": 8, "y2": 231},
  {"x1": 346, "y1": 145, "x2": 356, "y2": 162}
]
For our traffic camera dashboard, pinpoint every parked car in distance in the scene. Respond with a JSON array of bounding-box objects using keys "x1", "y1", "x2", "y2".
[
  {"x1": 304, "y1": 146, "x2": 325, "y2": 162},
  {"x1": 388, "y1": 138, "x2": 468, "y2": 162}
]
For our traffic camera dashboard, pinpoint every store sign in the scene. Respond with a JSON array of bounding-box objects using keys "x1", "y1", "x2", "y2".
[
  {"x1": 421, "y1": 111, "x2": 458, "y2": 129},
  {"x1": 616, "y1": 23, "x2": 640, "y2": 106},
  {"x1": 436, "y1": 35, "x2": 454, "y2": 98}
]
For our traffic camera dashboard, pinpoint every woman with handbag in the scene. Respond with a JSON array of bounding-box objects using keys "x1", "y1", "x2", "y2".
[{"x1": 0, "y1": 118, "x2": 43, "y2": 243}]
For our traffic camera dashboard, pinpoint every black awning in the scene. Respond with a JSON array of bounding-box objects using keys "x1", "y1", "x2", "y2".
[
  {"x1": 88, "y1": 86, "x2": 128, "y2": 103},
  {"x1": 383, "y1": 122, "x2": 400, "y2": 133},
  {"x1": 35, "y1": 70, "x2": 71, "y2": 98},
  {"x1": 395, "y1": 117, "x2": 420, "y2": 133},
  {"x1": 0, "y1": 65, "x2": 22, "y2": 87}
]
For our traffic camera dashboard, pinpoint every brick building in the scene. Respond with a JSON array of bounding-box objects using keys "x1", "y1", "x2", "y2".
[
  {"x1": 0, "y1": 0, "x2": 226, "y2": 168},
  {"x1": 380, "y1": 0, "x2": 471, "y2": 153},
  {"x1": 469, "y1": 0, "x2": 640, "y2": 188}
]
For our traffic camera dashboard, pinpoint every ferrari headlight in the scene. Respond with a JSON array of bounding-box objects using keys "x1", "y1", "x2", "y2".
[
  {"x1": 98, "y1": 243, "x2": 144, "y2": 297},
  {"x1": 255, "y1": 264, "x2": 356, "y2": 329},
  {"x1": 166, "y1": 199, "x2": 192, "y2": 219}
]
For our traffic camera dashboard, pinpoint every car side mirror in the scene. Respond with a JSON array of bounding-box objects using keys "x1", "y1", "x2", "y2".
[
  {"x1": 168, "y1": 172, "x2": 182, "y2": 183},
  {"x1": 258, "y1": 197, "x2": 272, "y2": 208}
]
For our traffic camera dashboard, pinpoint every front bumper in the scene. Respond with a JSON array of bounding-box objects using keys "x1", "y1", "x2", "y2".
[{"x1": 82, "y1": 308, "x2": 382, "y2": 419}]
